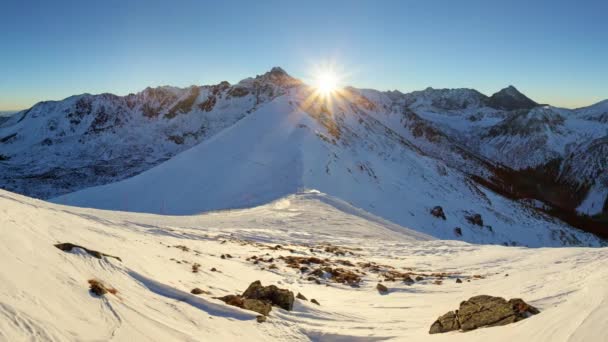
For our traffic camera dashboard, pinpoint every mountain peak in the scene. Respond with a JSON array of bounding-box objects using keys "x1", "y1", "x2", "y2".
[
  {"x1": 488, "y1": 85, "x2": 538, "y2": 110},
  {"x1": 249, "y1": 66, "x2": 301, "y2": 88}
]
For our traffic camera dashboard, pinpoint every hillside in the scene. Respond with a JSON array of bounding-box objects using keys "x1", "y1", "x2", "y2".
[{"x1": 2, "y1": 189, "x2": 607, "y2": 341}]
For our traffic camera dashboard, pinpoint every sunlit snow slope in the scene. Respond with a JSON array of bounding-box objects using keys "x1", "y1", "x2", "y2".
[{"x1": 2, "y1": 189, "x2": 608, "y2": 341}]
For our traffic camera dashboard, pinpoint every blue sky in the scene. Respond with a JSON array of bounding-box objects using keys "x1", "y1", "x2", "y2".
[{"x1": 1, "y1": 0, "x2": 606, "y2": 110}]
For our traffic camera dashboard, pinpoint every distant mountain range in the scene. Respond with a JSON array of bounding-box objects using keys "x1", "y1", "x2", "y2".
[{"x1": 1, "y1": 67, "x2": 606, "y2": 245}]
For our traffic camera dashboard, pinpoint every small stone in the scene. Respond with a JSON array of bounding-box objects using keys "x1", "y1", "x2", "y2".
[
  {"x1": 256, "y1": 315, "x2": 266, "y2": 323},
  {"x1": 296, "y1": 292, "x2": 308, "y2": 301},
  {"x1": 415, "y1": 276, "x2": 424, "y2": 281},
  {"x1": 456, "y1": 278, "x2": 463, "y2": 283},
  {"x1": 376, "y1": 283, "x2": 389, "y2": 293},
  {"x1": 191, "y1": 288, "x2": 207, "y2": 295},
  {"x1": 310, "y1": 299, "x2": 320, "y2": 305}
]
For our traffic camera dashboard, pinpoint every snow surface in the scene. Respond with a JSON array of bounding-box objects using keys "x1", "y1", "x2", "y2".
[
  {"x1": 2, "y1": 189, "x2": 608, "y2": 341},
  {"x1": 53, "y1": 89, "x2": 603, "y2": 247}
]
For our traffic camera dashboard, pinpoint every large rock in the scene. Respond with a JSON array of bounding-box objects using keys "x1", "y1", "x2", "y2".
[
  {"x1": 429, "y1": 311, "x2": 460, "y2": 334},
  {"x1": 429, "y1": 295, "x2": 539, "y2": 334},
  {"x1": 216, "y1": 294, "x2": 272, "y2": 316},
  {"x1": 242, "y1": 280, "x2": 294, "y2": 311}
]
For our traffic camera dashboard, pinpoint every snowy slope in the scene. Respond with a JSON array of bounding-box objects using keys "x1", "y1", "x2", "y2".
[
  {"x1": 53, "y1": 87, "x2": 603, "y2": 247},
  {"x1": 2, "y1": 189, "x2": 608, "y2": 341}
]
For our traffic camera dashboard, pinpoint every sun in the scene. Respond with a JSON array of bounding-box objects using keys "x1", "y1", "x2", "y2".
[{"x1": 314, "y1": 70, "x2": 339, "y2": 95}]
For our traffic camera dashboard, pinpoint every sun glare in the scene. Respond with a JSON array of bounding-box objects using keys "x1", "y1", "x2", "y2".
[{"x1": 315, "y1": 71, "x2": 339, "y2": 95}]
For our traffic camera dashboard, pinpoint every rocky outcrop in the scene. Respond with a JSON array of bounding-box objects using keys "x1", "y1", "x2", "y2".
[
  {"x1": 216, "y1": 281, "x2": 294, "y2": 316},
  {"x1": 429, "y1": 295, "x2": 539, "y2": 334},
  {"x1": 487, "y1": 86, "x2": 538, "y2": 111},
  {"x1": 242, "y1": 280, "x2": 294, "y2": 311}
]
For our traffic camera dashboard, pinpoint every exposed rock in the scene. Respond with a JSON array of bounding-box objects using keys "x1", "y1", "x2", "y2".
[
  {"x1": 456, "y1": 278, "x2": 462, "y2": 283},
  {"x1": 429, "y1": 295, "x2": 540, "y2": 334},
  {"x1": 311, "y1": 299, "x2": 320, "y2": 305},
  {"x1": 454, "y1": 227, "x2": 463, "y2": 237},
  {"x1": 242, "y1": 280, "x2": 294, "y2": 311},
  {"x1": 465, "y1": 213, "x2": 484, "y2": 226},
  {"x1": 404, "y1": 275, "x2": 415, "y2": 284},
  {"x1": 216, "y1": 294, "x2": 272, "y2": 316},
  {"x1": 429, "y1": 311, "x2": 460, "y2": 334},
  {"x1": 243, "y1": 299, "x2": 272, "y2": 316},
  {"x1": 87, "y1": 279, "x2": 116, "y2": 296},
  {"x1": 256, "y1": 315, "x2": 267, "y2": 323},
  {"x1": 210, "y1": 267, "x2": 217, "y2": 272},
  {"x1": 296, "y1": 292, "x2": 308, "y2": 301},
  {"x1": 191, "y1": 288, "x2": 209, "y2": 295},
  {"x1": 376, "y1": 283, "x2": 389, "y2": 293},
  {"x1": 55, "y1": 243, "x2": 122, "y2": 262},
  {"x1": 430, "y1": 206, "x2": 446, "y2": 220},
  {"x1": 415, "y1": 276, "x2": 424, "y2": 281}
]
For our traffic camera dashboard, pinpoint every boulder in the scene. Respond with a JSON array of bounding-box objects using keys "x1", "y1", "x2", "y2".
[
  {"x1": 429, "y1": 295, "x2": 539, "y2": 334},
  {"x1": 296, "y1": 292, "x2": 308, "y2": 301},
  {"x1": 430, "y1": 206, "x2": 446, "y2": 220},
  {"x1": 242, "y1": 280, "x2": 294, "y2": 311},
  {"x1": 243, "y1": 299, "x2": 272, "y2": 316}
]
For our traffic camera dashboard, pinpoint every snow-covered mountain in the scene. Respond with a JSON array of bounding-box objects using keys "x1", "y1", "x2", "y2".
[
  {"x1": 2, "y1": 68, "x2": 607, "y2": 245},
  {"x1": 1, "y1": 188, "x2": 607, "y2": 341},
  {"x1": 0, "y1": 67, "x2": 298, "y2": 199}
]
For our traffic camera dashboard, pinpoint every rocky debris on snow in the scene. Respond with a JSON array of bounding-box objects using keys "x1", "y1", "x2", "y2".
[
  {"x1": 311, "y1": 266, "x2": 362, "y2": 286},
  {"x1": 88, "y1": 279, "x2": 116, "y2": 296},
  {"x1": 404, "y1": 275, "x2": 415, "y2": 284},
  {"x1": 415, "y1": 275, "x2": 424, "y2": 281},
  {"x1": 55, "y1": 243, "x2": 122, "y2": 262},
  {"x1": 454, "y1": 227, "x2": 463, "y2": 236},
  {"x1": 256, "y1": 315, "x2": 267, "y2": 323},
  {"x1": 431, "y1": 206, "x2": 446, "y2": 220},
  {"x1": 210, "y1": 267, "x2": 217, "y2": 272},
  {"x1": 296, "y1": 292, "x2": 308, "y2": 301},
  {"x1": 465, "y1": 213, "x2": 484, "y2": 226},
  {"x1": 456, "y1": 278, "x2": 462, "y2": 283},
  {"x1": 376, "y1": 283, "x2": 389, "y2": 293},
  {"x1": 173, "y1": 245, "x2": 190, "y2": 252},
  {"x1": 192, "y1": 263, "x2": 201, "y2": 273},
  {"x1": 242, "y1": 280, "x2": 294, "y2": 311},
  {"x1": 311, "y1": 299, "x2": 320, "y2": 305},
  {"x1": 281, "y1": 255, "x2": 327, "y2": 268},
  {"x1": 429, "y1": 295, "x2": 540, "y2": 334}
]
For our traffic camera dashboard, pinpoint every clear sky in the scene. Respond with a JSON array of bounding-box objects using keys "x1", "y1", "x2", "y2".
[{"x1": 1, "y1": 0, "x2": 606, "y2": 110}]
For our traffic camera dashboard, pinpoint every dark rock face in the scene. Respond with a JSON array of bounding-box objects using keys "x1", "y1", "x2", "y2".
[
  {"x1": 296, "y1": 292, "x2": 308, "y2": 301},
  {"x1": 454, "y1": 227, "x2": 463, "y2": 236},
  {"x1": 487, "y1": 86, "x2": 538, "y2": 111},
  {"x1": 429, "y1": 295, "x2": 540, "y2": 334},
  {"x1": 242, "y1": 280, "x2": 294, "y2": 311},
  {"x1": 430, "y1": 206, "x2": 446, "y2": 220}
]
